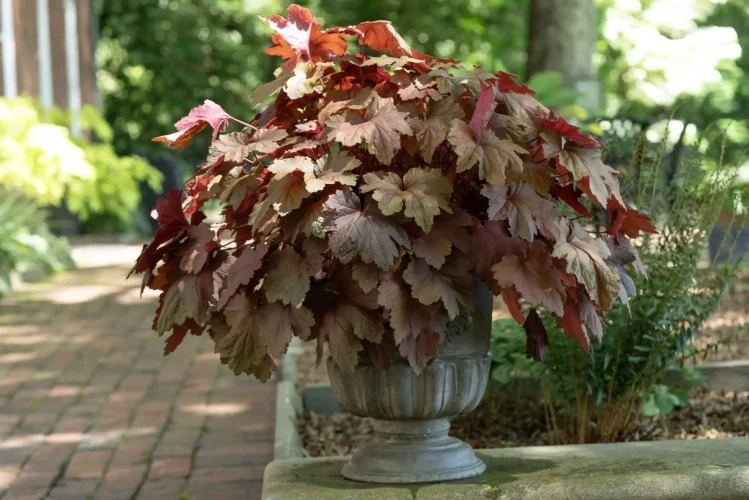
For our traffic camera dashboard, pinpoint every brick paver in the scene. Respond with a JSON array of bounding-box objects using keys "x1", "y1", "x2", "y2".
[{"x1": 0, "y1": 244, "x2": 276, "y2": 499}]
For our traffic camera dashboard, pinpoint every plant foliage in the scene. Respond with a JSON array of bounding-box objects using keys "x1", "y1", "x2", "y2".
[
  {"x1": 0, "y1": 190, "x2": 73, "y2": 297},
  {"x1": 0, "y1": 98, "x2": 162, "y2": 225},
  {"x1": 530, "y1": 128, "x2": 749, "y2": 443},
  {"x1": 134, "y1": 5, "x2": 655, "y2": 381},
  {"x1": 95, "y1": 0, "x2": 281, "y2": 158}
]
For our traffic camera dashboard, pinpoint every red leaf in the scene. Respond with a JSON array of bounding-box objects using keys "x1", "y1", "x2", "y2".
[
  {"x1": 150, "y1": 261, "x2": 175, "y2": 292},
  {"x1": 353, "y1": 21, "x2": 413, "y2": 57},
  {"x1": 178, "y1": 223, "x2": 217, "y2": 274},
  {"x1": 266, "y1": 33, "x2": 296, "y2": 60},
  {"x1": 190, "y1": 209, "x2": 207, "y2": 226},
  {"x1": 402, "y1": 49, "x2": 457, "y2": 68},
  {"x1": 164, "y1": 320, "x2": 204, "y2": 355},
  {"x1": 154, "y1": 100, "x2": 232, "y2": 147},
  {"x1": 541, "y1": 111, "x2": 602, "y2": 149},
  {"x1": 217, "y1": 242, "x2": 270, "y2": 309},
  {"x1": 469, "y1": 81, "x2": 495, "y2": 140},
  {"x1": 555, "y1": 299, "x2": 589, "y2": 353},
  {"x1": 153, "y1": 189, "x2": 189, "y2": 230},
  {"x1": 607, "y1": 202, "x2": 657, "y2": 240},
  {"x1": 153, "y1": 123, "x2": 206, "y2": 148},
  {"x1": 261, "y1": 5, "x2": 348, "y2": 64},
  {"x1": 550, "y1": 183, "x2": 591, "y2": 217},
  {"x1": 398, "y1": 330, "x2": 440, "y2": 373},
  {"x1": 175, "y1": 101, "x2": 231, "y2": 140},
  {"x1": 494, "y1": 241, "x2": 565, "y2": 316},
  {"x1": 471, "y1": 221, "x2": 528, "y2": 293},
  {"x1": 323, "y1": 188, "x2": 411, "y2": 270},
  {"x1": 523, "y1": 308, "x2": 548, "y2": 361},
  {"x1": 185, "y1": 174, "x2": 212, "y2": 201},
  {"x1": 152, "y1": 292, "x2": 165, "y2": 332},
  {"x1": 262, "y1": 6, "x2": 313, "y2": 56},
  {"x1": 131, "y1": 190, "x2": 189, "y2": 276},
  {"x1": 309, "y1": 25, "x2": 350, "y2": 62},
  {"x1": 494, "y1": 72, "x2": 535, "y2": 96},
  {"x1": 502, "y1": 288, "x2": 525, "y2": 325}
]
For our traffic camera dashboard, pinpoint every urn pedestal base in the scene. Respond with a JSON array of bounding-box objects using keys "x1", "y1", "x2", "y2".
[
  {"x1": 328, "y1": 280, "x2": 494, "y2": 484},
  {"x1": 341, "y1": 418, "x2": 485, "y2": 483}
]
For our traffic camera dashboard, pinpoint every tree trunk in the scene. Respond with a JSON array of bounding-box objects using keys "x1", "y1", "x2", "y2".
[{"x1": 526, "y1": 0, "x2": 599, "y2": 111}]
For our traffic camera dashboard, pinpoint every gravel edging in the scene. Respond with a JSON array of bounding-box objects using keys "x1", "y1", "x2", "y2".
[{"x1": 299, "y1": 388, "x2": 749, "y2": 457}]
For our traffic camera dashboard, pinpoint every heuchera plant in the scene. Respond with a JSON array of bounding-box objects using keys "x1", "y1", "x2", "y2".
[{"x1": 131, "y1": 5, "x2": 657, "y2": 381}]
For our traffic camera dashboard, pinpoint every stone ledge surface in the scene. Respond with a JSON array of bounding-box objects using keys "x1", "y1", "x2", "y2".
[{"x1": 262, "y1": 437, "x2": 749, "y2": 499}]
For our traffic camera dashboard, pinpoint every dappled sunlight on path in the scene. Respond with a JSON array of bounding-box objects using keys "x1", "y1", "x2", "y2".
[{"x1": 0, "y1": 244, "x2": 275, "y2": 499}]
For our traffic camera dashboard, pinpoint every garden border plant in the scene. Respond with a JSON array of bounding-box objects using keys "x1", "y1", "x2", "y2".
[{"x1": 482, "y1": 125, "x2": 749, "y2": 444}]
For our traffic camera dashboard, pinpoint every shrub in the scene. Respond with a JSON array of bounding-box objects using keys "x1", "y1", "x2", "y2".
[
  {"x1": 0, "y1": 97, "x2": 162, "y2": 228},
  {"x1": 497, "y1": 128, "x2": 749, "y2": 444},
  {"x1": 0, "y1": 190, "x2": 73, "y2": 297}
]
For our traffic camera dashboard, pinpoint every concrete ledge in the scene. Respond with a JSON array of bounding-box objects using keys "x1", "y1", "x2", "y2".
[
  {"x1": 274, "y1": 339, "x2": 305, "y2": 460},
  {"x1": 262, "y1": 437, "x2": 749, "y2": 499},
  {"x1": 664, "y1": 361, "x2": 749, "y2": 393}
]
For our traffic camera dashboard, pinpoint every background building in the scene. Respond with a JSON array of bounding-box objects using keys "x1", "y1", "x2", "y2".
[{"x1": 0, "y1": 0, "x2": 96, "y2": 135}]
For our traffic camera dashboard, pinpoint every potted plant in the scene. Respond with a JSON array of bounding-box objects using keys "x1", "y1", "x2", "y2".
[{"x1": 131, "y1": 5, "x2": 655, "y2": 484}]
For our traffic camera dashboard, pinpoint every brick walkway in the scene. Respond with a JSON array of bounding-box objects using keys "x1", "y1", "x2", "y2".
[{"x1": 0, "y1": 245, "x2": 276, "y2": 499}]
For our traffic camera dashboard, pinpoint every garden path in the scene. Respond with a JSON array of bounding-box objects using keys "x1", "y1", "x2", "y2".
[{"x1": 0, "y1": 243, "x2": 274, "y2": 499}]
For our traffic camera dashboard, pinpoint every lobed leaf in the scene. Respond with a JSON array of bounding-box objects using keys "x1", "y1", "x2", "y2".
[
  {"x1": 408, "y1": 98, "x2": 464, "y2": 162},
  {"x1": 448, "y1": 120, "x2": 527, "y2": 185},
  {"x1": 412, "y1": 210, "x2": 474, "y2": 269},
  {"x1": 208, "y1": 127, "x2": 288, "y2": 164},
  {"x1": 402, "y1": 254, "x2": 472, "y2": 320},
  {"x1": 493, "y1": 241, "x2": 564, "y2": 316},
  {"x1": 217, "y1": 242, "x2": 269, "y2": 309},
  {"x1": 482, "y1": 183, "x2": 559, "y2": 242},
  {"x1": 361, "y1": 168, "x2": 452, "y2": 232},
  {"x1": 552, "y1": 219, "x2": 620, "y2": 310},
  {"x1": 327, "y1": 95, "x2": 412, "y2": 165},
  {"x1": 323, "y1": 189, "x2": 411, "y2": 270}
]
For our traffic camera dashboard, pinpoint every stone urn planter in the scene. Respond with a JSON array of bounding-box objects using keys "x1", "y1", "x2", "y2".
[{"x1": 327, "y1": 282, "x2": 493, "y2": 483}]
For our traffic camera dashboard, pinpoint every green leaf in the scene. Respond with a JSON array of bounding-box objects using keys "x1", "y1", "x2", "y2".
[
  {"x1": 491, "y1": 365, "x2": 512, "y2": 385},
  {"x1": 641, "y1": 394, "x2": 660, "y2": 417}
]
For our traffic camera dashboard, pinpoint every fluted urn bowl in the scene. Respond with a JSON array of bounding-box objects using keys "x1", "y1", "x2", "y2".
[{"x1": 327, "y1": 281, "x2": 493, "y2": 483}]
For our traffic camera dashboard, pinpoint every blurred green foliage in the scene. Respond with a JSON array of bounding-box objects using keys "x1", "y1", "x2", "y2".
[
  {"x1": 489, "y1": 318, "x2": 539, "y2": 385},
  {"x1": 596, "y1": 0, "x2": 748, "y2": 191},
  {"x1": 306, "y1": 0, "x2": 529, "y2": 75},
  {"x1": 0, "y1": 190, "x2": 74, "y2": 297},
  {"x1": 95, "y1": 0, "x2": 282, "y2": 158},
  {"x1": 0, "y1": 97, "x2": 162, "y2": 295},
  {"x1": 0, "y1": 97, "x2": 162, "y2": 226}
]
